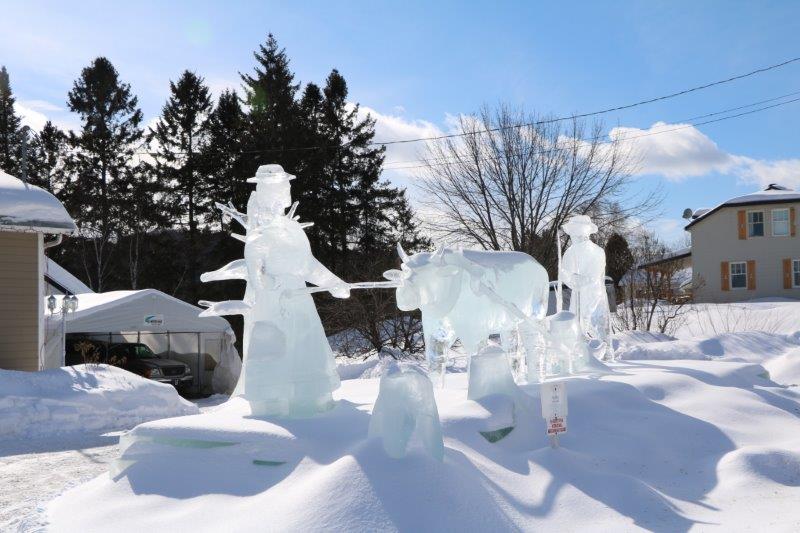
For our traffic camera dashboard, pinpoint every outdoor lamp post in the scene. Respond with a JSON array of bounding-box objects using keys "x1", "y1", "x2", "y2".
[{"x1": 55, "y1": 294, "x2": 79, "y2": 367}]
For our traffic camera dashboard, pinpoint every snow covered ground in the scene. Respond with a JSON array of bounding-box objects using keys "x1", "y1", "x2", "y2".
[
  {"x1": 45, "y1": 357, "x2": 800, "y2": 531},
  {"x1": 0, "y1": 395, "x2": 227, "y2": 532},
  {"x1": 4, "y1": 301, "x2": 800, "y2": 531}
]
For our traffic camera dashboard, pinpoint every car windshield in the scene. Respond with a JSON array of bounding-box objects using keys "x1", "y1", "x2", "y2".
[{"x1": 132, "y1": 344, "x2": 158, "y2": 359}]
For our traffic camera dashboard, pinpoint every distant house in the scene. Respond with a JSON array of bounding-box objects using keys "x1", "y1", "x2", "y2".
[
  {"x1": 684, "y1": 184, "x2": 800, "y2": 303},
  {"x1": 0, "y1": 170, "x2": 76, "y2": 370}
]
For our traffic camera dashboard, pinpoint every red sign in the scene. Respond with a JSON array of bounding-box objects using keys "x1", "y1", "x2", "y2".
[{"x1": 547, "y1": 416, "x2": 567, "y2": 435}]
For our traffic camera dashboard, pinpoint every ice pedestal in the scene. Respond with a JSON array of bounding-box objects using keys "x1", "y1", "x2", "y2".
[
  {"x1": 468, "y1": 345, "x2": 519, "y2": 400},
  {"x1": 368, "y1": 363, "x2": 444, "y2": 461}
]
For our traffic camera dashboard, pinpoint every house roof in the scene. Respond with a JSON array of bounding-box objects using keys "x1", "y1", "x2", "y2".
[
  {"x1": 637, "y1": 247, "x2": 691, "y2": 269},
  {"x1": 685, "y1": 184, "x2": 800, "y2": 230},
  {"x1": 0, "y1": 169, "x2": 76, "y2": 234}
]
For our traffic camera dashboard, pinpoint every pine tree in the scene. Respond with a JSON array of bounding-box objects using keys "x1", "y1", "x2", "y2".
[
  {"x1": 240, "y1": 34, "x2": 302, "y2": 178},
  {"x1": 28, "y1": 121, "x2": 67, "y2": 193},
  {"x1": 318, "y1": 69, "x2": 388, "y2": 268},
  {"x1": 202, "y1": 89, "x2": 248, "y2": 227},
  {"x1": 606, "y1": 232, "x2": 635, "y2": 294},
  {"x1": 149, "y1": 70, "x2": 213, "y2": 300},
  {"x1": 63, "y1": 57, "x2": 144, "y2": 291},
  {"x1": 0, "y1": 66, "x2": 23, "y2": 174}
]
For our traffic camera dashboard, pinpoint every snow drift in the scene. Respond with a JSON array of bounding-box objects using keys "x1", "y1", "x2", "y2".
[
  {"x1": 0, "y1": 365, "x2": 198, "y2": 439},
  {"x1": 46, "y1": 360, "x2": 800, "y2": 532}
]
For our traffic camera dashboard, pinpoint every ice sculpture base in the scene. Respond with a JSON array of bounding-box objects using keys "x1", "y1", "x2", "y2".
[{"x1": 468, "y1": 345, "x2": 519, "y2": 400}]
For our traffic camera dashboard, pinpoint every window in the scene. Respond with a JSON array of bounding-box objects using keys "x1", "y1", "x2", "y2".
[
  {"x1": 794, "y1": 260, "x2": 800, "y2": 288},
  {"x1": 730, "y1": 262, "x2": 747, "y2": 289},
  {"x1": 772, "y1": 209, "x2": 790, "y2": 236},
  {"x1": 747, "y1": 211, "x2": 764, "y2": 237}
]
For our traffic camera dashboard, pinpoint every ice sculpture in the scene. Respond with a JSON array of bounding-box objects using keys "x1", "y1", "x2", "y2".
[
  {"x1": 200, "y1": 165, "x2": 351, "y2": 417},
  {"x1": 467, "y1": 345, "x2": 519, "y2": 400},
  {"x1": 385, "y1": 246, "x2": 550, "y2": 388},
  {"x1": 545, "y1": 311, "x2": 584, "y2": 375},
  {"x1": 368, "y1": 362, "x2": 444, "y2": 461},
  {"x1": 558, "y1": 215, "x2": 612, "y2": 360}
]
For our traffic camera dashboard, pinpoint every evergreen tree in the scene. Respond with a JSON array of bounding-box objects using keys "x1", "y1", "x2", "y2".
[
  {"x1": 149, "y1": 70, "x2": 213, "y2": 300},
  {"x1": 606, "y1": 232, "x2": 635, "y2": 293},
  {"x1": 318, "y1": 69, "x2": 389, "y2": 268},
  {"x1": 240, "y1": 34, "x2": 302, "y2": 179},
  {"x1": 28, "y1": 121, "x2": 67, "y2": 193},
  {"x1": 202, "y1": 89, "x2": 248, "y2": 227},
  {"x1": 0, "y1": 66, "x2": 23, "y2": 174},
  {"x1": 63, "y1": 57, "x2": 144, "y2": 291}
]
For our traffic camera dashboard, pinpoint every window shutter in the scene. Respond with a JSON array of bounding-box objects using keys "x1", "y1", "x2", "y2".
[
  {"x1": 721, "y1": 261, "x2": 730, "y2": 291},
  {"x1": 747, "y1": 260, "x2": 756, "y2": 290},
  {"x1": 737, "y1": 210, "x2": 746, "y2": 239},
  {"x1": 783, "y1": 259, "x2": 792, "y2": 289},
  {"x1": 791, "y1": 207, "x2": 796, "y2": 237}
]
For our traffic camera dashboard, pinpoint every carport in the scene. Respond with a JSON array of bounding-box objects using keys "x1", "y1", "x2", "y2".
[{"x1": 43, "y1": 289, "x2": 241, "y2": 395}]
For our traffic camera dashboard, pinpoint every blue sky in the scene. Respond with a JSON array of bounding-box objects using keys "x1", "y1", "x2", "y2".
[{"x1": 2, "y1": 0, "x2": 799, "y2": 245}]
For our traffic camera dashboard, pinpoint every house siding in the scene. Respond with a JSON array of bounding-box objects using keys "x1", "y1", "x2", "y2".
[
  {"x1": 690, "y1": 202, "x2": 800, "y2": 302},
  {"x1": 0, "y1": 231, "x2": 41, "y2": 371}
]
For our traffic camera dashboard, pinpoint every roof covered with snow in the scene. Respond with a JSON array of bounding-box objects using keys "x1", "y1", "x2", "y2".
[
  {"x1": 685, "y1": 184, "x2": 800, "y2": 230},
  {"x1": 47, "y1": 289, "x2": 234, "y2": 334},
  {"x1": 0, "y1": 169, "x2": 76, "y2": 234},
  {"x1": 44, "y1": 258, "x2": 94, "y2": 295}
]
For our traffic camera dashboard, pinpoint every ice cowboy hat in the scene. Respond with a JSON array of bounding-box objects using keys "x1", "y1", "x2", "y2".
[
  {"x1": 562, "y1": 214, "x2": 598, "y2": 236},
  {"x1": 246, "y1": 164, "x2": 296, "y2": 184}
]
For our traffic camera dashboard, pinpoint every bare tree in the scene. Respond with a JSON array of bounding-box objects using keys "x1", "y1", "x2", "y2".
[
  {"x1": 417, "y1": 105, "x2": 659, "y2": 275},
  {"x1": 615, "y1": 231, "x2": 694, "y2": 334}
]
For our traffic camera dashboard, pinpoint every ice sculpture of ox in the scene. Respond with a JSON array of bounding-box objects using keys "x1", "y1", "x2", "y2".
[{"x1": 384, "y1": 246, "x2": 549, "y2": 380}]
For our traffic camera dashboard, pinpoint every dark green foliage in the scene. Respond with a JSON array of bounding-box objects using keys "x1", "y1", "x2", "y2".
[
  {"x1": 27, "y1": 121, "x2": 67, "y2": 193},
  {"x1": 148, "y1": 70, "x2": 213, "y2": 300},
  {"x1": 605, "y1": 232, "x2": 635, "y2": 290},
  {"x1": 62, "y1": 57, "x2": 144, "y2": 291},
  {"x1": 0, "y1": 66, "x2": 23, "y2": 174}
]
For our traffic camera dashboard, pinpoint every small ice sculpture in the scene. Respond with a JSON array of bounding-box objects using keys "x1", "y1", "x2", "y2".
[
  {"x1": 201, "y1": 165, "x2": 350, "y2": 417},
  {"x1": 385, "y1": 246, "x2": 550, "y2": 385},
  {"x1": 545, "y1": 311, "x2": 585, "y2": 375},
  {"x1": 368, "y1": 362, "x2": 444, "y2": 461},
  {"x1": 559, "y1": 215, "x2": 612, "y2": 360},
  {"x1": 467, "y1": 345, "x2": 519, "y2": 400}
]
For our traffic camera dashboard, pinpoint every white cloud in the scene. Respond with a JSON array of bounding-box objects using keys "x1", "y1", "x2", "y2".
[
  {"x1": 14, "y1": 102, "x2": 50, "y2": 132},
  {"x1": 611, "y1": 122, "x2": 736, "y2": 180},
  {"x1": 355, "y1": 104, "x2": 443, "y2": 183},
  {"x1": 612, "y1": 121, "x2": 800, "y2": 189}
]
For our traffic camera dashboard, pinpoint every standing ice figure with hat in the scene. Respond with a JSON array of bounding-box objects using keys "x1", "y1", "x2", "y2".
[
  {"x1": 203, "y1": 164, "x2": 351, "y2": 417},
  {"x1": 558, "y1": 215, "x2": 612, "y2": 360}
]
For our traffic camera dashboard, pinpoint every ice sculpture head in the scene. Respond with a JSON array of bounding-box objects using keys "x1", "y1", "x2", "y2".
[
  {"x1": 387, "y1": 245, "x2": 461, "y2": 316},
  {"x1": 562, "y1": 215, "x2": 598, "y2": 239},
  {"x1": 247, "y1": 164, "x2": 295, "y2": 213}
]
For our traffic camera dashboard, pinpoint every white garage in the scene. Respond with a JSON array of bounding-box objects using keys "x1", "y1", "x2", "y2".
[{"x1": 43, "y1": 288, "x2": 241, "y2": 395}]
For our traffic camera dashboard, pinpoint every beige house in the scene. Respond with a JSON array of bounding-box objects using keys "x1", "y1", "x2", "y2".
[
  {"x1": 0, "y1": 170, "x2": 76, "y2": 371},
  {"x1": 685, "y1": 184, "x2": 800, "y2": 303}
]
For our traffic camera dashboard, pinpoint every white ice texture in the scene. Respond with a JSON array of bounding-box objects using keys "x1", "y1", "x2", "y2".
[
  {"x1": 200, "y1": 165, "x2": 349, "y2": 417},
  {"x1": 387, "y1": 246, "x2": 550, "y2": 373},
  {"x1": 467, "y1": 345, "x2": 519, "y2": 400},
  {"x1": 368, "y1": 362, "x2": 444, "y2": 461},
  {"x1": 559, "y1": 215, "x2": 612, "y2": 358}
]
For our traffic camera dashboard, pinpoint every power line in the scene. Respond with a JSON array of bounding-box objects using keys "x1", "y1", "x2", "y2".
[
  {"x1": 129, "y1": 55, "x2": 800, "y2": 156},
  {"x1": 372, "y1": 55, "x2": 800, "y2": 147},
  {"x1": 381, "y1": 93, "x2": 800, "y2": 172},
  {"x1": 382, "y1": 89, "x2": 800, "y2": 169}
]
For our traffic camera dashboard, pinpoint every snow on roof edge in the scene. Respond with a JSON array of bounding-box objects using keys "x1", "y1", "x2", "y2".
[
  {"x1": 685, "y1": 184, "x2": 800, "y2": 230},
  {"x1": 0, "y1": 169, "x2": 77, "y2": 234}
]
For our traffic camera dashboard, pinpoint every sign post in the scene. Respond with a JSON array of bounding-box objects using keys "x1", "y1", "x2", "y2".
[{"x1": 540, "y1": 381, "x2": 568, "y2": 448}]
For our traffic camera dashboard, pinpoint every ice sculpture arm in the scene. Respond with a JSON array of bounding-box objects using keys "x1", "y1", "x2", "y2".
[{"x1": 304, "y1": 257, "x2": 350, "y2": 298}]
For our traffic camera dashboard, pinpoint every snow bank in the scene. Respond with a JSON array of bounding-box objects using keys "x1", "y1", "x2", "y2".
[
  {"x1": 0, "y1": 365, "x2": 198, "y2": 439},
  {"x1": 46, "y1": 358, "x2": 800, "y2": 531}
]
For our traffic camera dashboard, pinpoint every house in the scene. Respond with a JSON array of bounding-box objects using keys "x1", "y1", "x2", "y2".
[
  {"x1": 684, "y1": 184, "x2": 800, "y2": 303},
  {"x1": 632, "y1": 247, "x2": 692, "y2": 302},
  {"x1": 0, "y1": 169, "x2": 76, "y2": 370}
]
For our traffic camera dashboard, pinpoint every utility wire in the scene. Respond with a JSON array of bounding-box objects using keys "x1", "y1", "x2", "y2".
[
  {"x1": 382, "y1": 93, "x2": 800, "y2": 171},
  {"x1": 128, "y1": 55, "x2": 800, "y2": 156}
]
